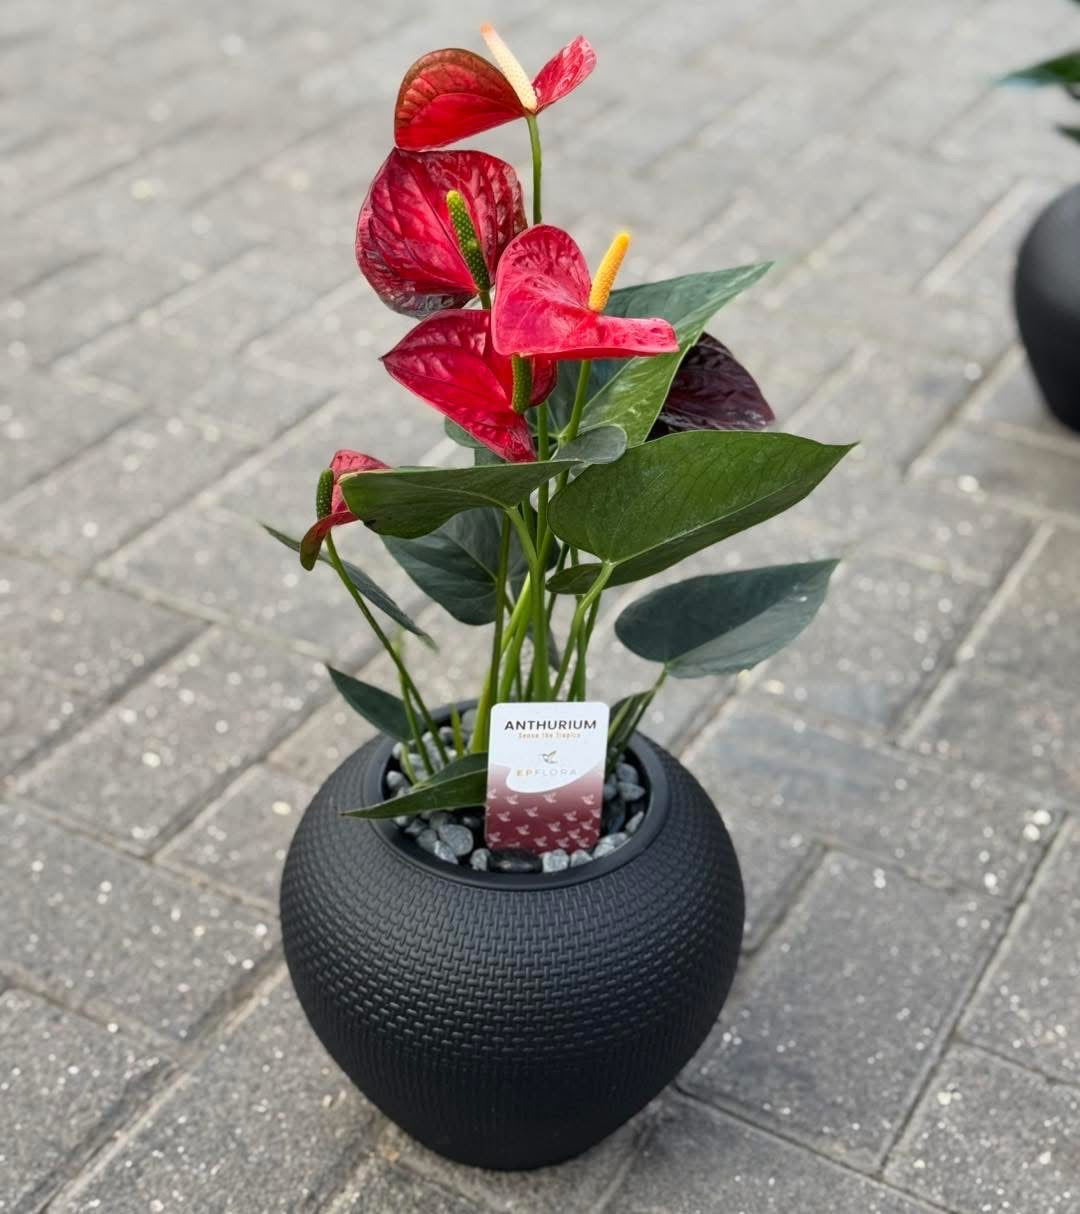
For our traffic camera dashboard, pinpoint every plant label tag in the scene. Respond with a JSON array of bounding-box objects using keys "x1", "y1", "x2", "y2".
[{"x1": 485, "y1": 702, "x2": 610, "y2": 856}]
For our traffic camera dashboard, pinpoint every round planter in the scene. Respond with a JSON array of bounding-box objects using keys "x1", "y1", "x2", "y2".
[
  {"x1": 280, "y1": 723, "x2": 744, "y2": 1171},
  {"x1": 1014, "y1": 182, "x2": 1080, "y2": 432}
]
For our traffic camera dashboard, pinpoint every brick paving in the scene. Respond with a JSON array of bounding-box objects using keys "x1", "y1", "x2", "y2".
[{"x1": 3, "y1": 0, "x2": 1080, "y2": 1210}]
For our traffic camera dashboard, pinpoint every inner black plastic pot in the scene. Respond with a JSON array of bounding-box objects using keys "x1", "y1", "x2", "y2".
[{"x1": 361, "y1": 710, "x2": 669, "y2": 891}]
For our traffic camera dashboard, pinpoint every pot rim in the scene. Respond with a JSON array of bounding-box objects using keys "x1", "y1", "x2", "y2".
[{"x1": 359, "y1": 704, "x2": 671, "y2": 891}]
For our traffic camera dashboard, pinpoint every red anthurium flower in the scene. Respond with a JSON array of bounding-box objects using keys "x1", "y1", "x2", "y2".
[
  {"x1": 649, "y1": 334, "x2": 775, "y2": 438},
  {"x1": 394, "y1": 31, "x2": 596, "y2": 150},
  {"x1": 356, "y1": 148, "x2": 525, "y2": 316},
  {"x1": 491, "y1": 225, "x2": 679, "y2": 360},
  {"x1": 300, "y1": 450, "x2": 389, "y2": 569},
  {"x1": 382, "y1": 310, "x2": 555, "y2": 463}
]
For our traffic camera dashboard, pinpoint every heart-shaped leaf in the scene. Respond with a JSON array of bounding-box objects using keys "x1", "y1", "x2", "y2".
[
  {"x1": 553, "y1": 424, "x2": 627, "y2": 465},
  {"x1": 382, "y1": 508, "x2": 530, "y2": 626},
  {"x1": 614, "y1": 560, "x2": 839, "y2": 678},
  {"x1": 546, "y1": 431, "x2": 853, "y2": 592},
  {"x1": 262, "y1": 524, "x2": 433, "y2": 645},
  {"x1": 650, "y1": 334, "x2": 773, "y2": 436},
  {"x1": 342, "y1": 752, "x2": 488, "y2": 819},
  {"x1": 578, "y1": 264, "x2": 772, "y2": 444},
  {"x1": 327, "y1": 666, "x2": 413, "y2": 740},
  {"x1": 338, "y1": 461, "x2": 564, "y2": 539}
]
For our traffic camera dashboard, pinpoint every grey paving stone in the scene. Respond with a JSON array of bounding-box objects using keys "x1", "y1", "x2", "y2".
[
  {"x1": 607, "y1": 1097, "x2": 934, "y2": 1214},
  {"x1": 0, "y1": 805, "x2": 276, "y2": 1042},
  {"x1": 969, "y1": 355, "x2": 1080, "y2": 443},
  {"x1": 966, "y1": 529, "x2": 1080, "y2": 696},
  {"x1": 758, "y1": 553, "x2": 987, "y2": 732},
  {"x1": 0, "y1": 660, "x2": 98, "y2": 778},
  {"x1": 57, "y1": 977, "x2": 380, "y2": 1214},
  {"x1": 860, "y1": 483, "x2": 1033, "y2": 586},
  {"x1": 961, "y1": 819, "x2": 1080, "y2": 1084},
  {"x1": 886, "y1": 1044, "x2": 1080, "y2": 1214},
  {"x1": 64, "y1": 326, "x2": 332, "y2": 441},
  {"x1": 682, "y1": 852, "x2": 1002, "y2": 1169},
  {"x1": 159, "y1": 763, "x2": 316, "y2": 908},
  {"x1": 0, "y1": 413, "x2": 251, "y2": 571},
  {"x1": 907, "y1": 667, "x2": 1080, "y2": 799},
  {"x1": 269, "y1": 695, "x2": 377, "y2": 788},
  {"x1": 0, "y1": 555, "x2": 199, "y2": 696},
  {"x1": 17, "y1": 629, "x2": 324, "y2": 851},
  {"x1": 0, "y1": 989, "x2": 163, "y2": 1214},
  {"x1": 99, "y1": 505, "x2": 402, "y2": 664},
  {"x1": 0, "y1": 372, "x2": 136, "y2": 497},
  {"x1": 916, "y1": 423, "x2": 1080, "y2": 518},
  {"x1": 375, "y1": 1105, "x2": 648, "y2": 1214},
  {"x1": 328, "y1": 1161, "x2": 479, "y2": 1214}
]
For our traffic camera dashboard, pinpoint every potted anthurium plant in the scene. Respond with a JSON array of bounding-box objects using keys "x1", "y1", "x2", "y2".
[
  {"x1": 1004, "y1": 33, "x2": 1080, "y2": 429},
  {"x1": 270, "y1": 24, "x2": 852, "y2": 1171}
]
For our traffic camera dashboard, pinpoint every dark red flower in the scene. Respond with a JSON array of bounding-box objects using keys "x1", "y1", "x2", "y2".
[
  {"x1": 394, "y1": 34, "x2": 596, "y2": 150},
  {"x1": 491, "y1": 225, "x2": 678, "y2": 360},
  {"x1": 356, "y1": 148, "x2": 525, "y2": 316},
  {"x1": 300, "y1": 450, "x2": 389, "y2": 569},
  {"x1": 649, "y1": 334, "x2": 774, "y2": 438},
  {"x1": 382, "y1": 309, "x2": 555, "y2": 463}
]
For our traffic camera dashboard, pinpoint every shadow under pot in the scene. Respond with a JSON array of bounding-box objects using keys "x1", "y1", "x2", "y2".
[
  {"x1": 279, "y1": 718, "x2": 744, "y2": 1170},
  {"x1": 1014, "y1": 182, "x2": 1080, "y2": 432}
]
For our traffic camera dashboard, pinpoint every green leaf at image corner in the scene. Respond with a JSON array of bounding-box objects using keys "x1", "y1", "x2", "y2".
[
  {"x1": 580, "y1": 263, "x2": 773, "y2": 445},
  {"x1": 546, "y1": 431, "x2": 853, "y2": 593},
  {"x1": 382, "y1": 508, "x2": 530, "y2": 627},
  {"x1": 1000, "y1": 51, "x2": 1080, "y2": 89},
  {"x1": 614, "y1": 560, "x2": 839, "y2": 678},
  {"x1": 326, "y1": 666, "x2": 413, "y2": 741},
  {"x1": 341, "y1": 752, "x2": 489, "y2": 819},
  {"x1": 261, "y1": 524, "x2": 434, "y2": 646},
  {"x1": 338, "y1": 461, "x2": 564, "y2": 539}
]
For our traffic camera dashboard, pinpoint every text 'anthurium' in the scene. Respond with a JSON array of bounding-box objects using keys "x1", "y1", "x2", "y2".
[
  {"x1": 382, "y1": 310, "x2": 554, "y2": 463},
  {"x1": 356, "y1": 148, "x2": 524, "y2": 316},
  {"x1": 300, "y1": 450, "x2": 388, "y2": 569},
  {"x1": 395, "y1": 30, "x2": 596, "y2": 150},
  {"x1": 492, "y1": 226, "x2": 679, "y2": 360}
]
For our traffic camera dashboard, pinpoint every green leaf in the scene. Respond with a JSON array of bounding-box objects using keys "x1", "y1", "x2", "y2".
[
  {"x1": 1059, "y1": 124, "x2": 1080, "y2": 144},
  {"x1": 614, "y1": 560, "x2": 839, "y2": 678},
  {"x1": 1001, "y1": 51, "x2": 1080, "y2": 88},
  {"x1": 338, "y1": 461, "x2": 563, "y2": 539},
  {"x1": 382, "y1": 508, "x2": 529, "y2": 626},
  {"x1": 553, "y1": 424, "x2": 627, "y2": 465},
  {"x1": 262, "y1": 524, "x2": 434, "y2": 646},
  {"x1": 444, "y1": 418, "x2": 488, "y2": 449},
  {"x1": 326, "y1": 666, "x2": 413, "y2": 740},
  {"x1": 579, "y1": 265, "x2": 772, "y2": 445},
  {"x1": 546, "y1": 432, "x2": 853, "y2": 592},
  {"x1": 341, "y1": 752, "x2": 488, "y2": 819}
]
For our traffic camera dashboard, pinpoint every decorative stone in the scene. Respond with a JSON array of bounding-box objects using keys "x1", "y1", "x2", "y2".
[
  {"x1": 428, "y1": 811, "x2": 451, "y2": 827},
  {"x1": 416, "y1": 828, "x2": 439, "y2": 854},
  {"x1": 626, "y1": 810, "x2": 645, "y2": 835},
  {"x1": 403, "y1": 817, "x2": 425, "y2": 838},
  {"x1": 541, "y1": 849, "x2": 570, "y2": 872},
  {"x1": 393, "y1": 814, "x2": 409, "y2": 827},
  {"x1": 432, "y1": 841, "x2": 459, "y2": 864},
  {"x1": 618, "y1": 781, "x2": 646, "y2": 802},
  {"x1": 460, "y1": 709, "x2": 478, "y2": 731},
  {"x1": 603, "y1": 776, "x2": 618, "y2": 802},
  {"x1": 385, "y1": 770, "x2": 407, "y2": 791},
  {"x1": 616, "y1": 762, "x2": 637, "y2": 783},
  {"x1": 439, "y1": 726, "x2": 455, "y2": 742},
  {"x1": 469, "y1": 848, "x2": 490, "y2": 871},
  {"x1": 460, "y1": 812, "x2": 483, "y2": 831},
  {"x1": 490, "y1": 851, "x2": 541, "y2": 873},
  {"x1": 603, "y1": 803, "x2": 627, "y2": 834},
  {"x1": 437, "y1": 823, "x2": 474, "y2": 857},
  {"x1": 592, "y1": 832, "x2": 629, "y2": 858},
  {"x1": 570, "y1": 849, "x2": 593, "y2": 867}
]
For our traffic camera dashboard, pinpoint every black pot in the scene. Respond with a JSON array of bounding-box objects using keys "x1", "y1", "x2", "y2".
[
  {"x1": 280, "y1": 723, "x2": 744, "y2": 1170},
  {"x1": 1014, "y1": 183, "x2": 1080, "y2": 431}
]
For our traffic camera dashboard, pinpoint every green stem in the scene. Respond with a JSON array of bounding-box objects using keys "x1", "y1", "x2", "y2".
[
  {"x1": 506, "y1": 508, "x2": 549, "y2": 699},
  {"x1": 398, "y1": 658, "x2": 434, "y2": 777},
  {"x1": 526, "y1": 114, "x2": 542, "y2": 224},
  {"x1": 324, "y1": 533, "x2": 446, "y2": 766},
  {"x1": 552, "y1": 562, "x2": 614, "y2": 697},
  {"x1": 471, "y1": 515, "x2": 512, "y2": 753},
  {"x1": 498, "y1": 581, "x2": 533, "y2": 701},
  {"x1": 570, "y1": 593, "x2": 602, "y2": 699},
  {"x1": 478, "y1": 286, "x2": 492, "y2": 309}
]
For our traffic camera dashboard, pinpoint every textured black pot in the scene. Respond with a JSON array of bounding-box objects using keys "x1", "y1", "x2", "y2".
[
  {"x1": 280, "y1": 724, "x2": 744, "y2": 1170},
  {"x1": 1014, "y1": 183, "x2": 1080, "y2": 432}
]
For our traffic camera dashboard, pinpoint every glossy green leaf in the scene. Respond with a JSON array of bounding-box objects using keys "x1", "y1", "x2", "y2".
[
  {"x1": 546, "y1": 432, "x2": 853, "y2": 592},
  {"x1": 338, "y1": 461, "x2": 564, "y2": 539},
  {"x1": 553, "y1": 424, "x2": 627, "y2": 465},
  {"x1": 580, "y1": 264, "x2": 772, "y2": 445},
  {"x1": 326, "y1": 666, "x2": 413, "y2": 740},
  {"x1": 614, "y1": 560, "x2": 839, "y2": 678},
  {"x1": 262, "y1": 524, "x2": 434, "y2": 645},
  {"x1": 1001, "y1": 51, "x2": 1080, "y2": 88},
  {"x1": 1059, "y1": 124, "x2": 1080, "y2": 143},
  {"x1": 341, "y1": 752, "x2": 488, "y2": 819},
  {"x1": 382, "y1": 508, "x2": 529, "y2": 626}
]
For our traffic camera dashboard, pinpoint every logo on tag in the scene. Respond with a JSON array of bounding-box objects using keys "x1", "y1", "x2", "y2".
[{"x1": 485, "y1": 702, "x2": 609, "y2": 855}]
